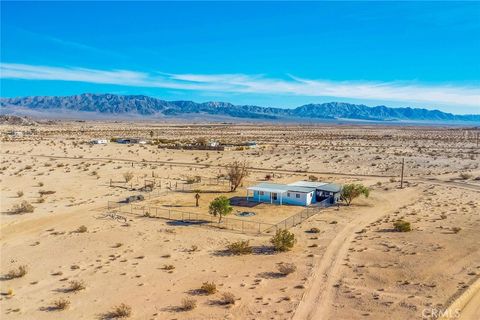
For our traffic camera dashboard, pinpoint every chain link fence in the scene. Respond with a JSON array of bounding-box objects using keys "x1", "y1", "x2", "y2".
[{"x1": 107, "y1": 201, "x2": 277, "y2": 235}]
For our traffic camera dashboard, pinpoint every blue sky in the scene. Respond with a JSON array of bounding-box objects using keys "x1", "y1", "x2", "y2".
[{"x1": 1, "y1": 1, "x2": 479, "y2": 114}]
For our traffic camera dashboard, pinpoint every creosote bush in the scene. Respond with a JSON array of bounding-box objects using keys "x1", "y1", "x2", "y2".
[
  {"x1": 68, "y1": 280, "x2": 86, "y2": 292},
  {"x1": 200, "y1": 281, "x2": 217, "y2": 295},
  {"x1": 226, "y1": 240, "x2": 252, "y2": 255},
  {"x1": 393, "y1": 220, "x2": 411, "y2": 232},
  {"x1": 452, "y1": 227, "x2": 462, "y2": 234},
  {"x1": 271, "y1": 229, "x2": 296, "y2": 252},
  {"x1": 51, "y1": 298, "x2": 70, "y2": 310},
  {"x1": 307, "y1": 227, "x2": 320, "y2": 233},
  {"x1": 219, "y1": 292, "x2": 236, "y2": 305},
  {"x1": 11, "y1": 201, "x2": 34, "y2": 214},
  {"x1": 6, "y1": 265, "x2": 28, "y2": 279},
  {"x1": 105, "y1": 303, "x2": 132, "y2": 318},
  {"x1": 277, "y1": 262, "x2": 297, "y2": 275},
  {"x1": 181, "y1": 298, "x2": 197, "y2": 311},
  {"x1": 76, "y1": 225, "x2": 88, "y2": 233},
  {"x1": 163, "y1": 264, "x2": 175, "y2": 270}
]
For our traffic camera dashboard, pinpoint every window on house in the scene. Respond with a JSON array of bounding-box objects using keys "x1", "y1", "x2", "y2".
[
  {"x1": 296, "y1": 194, "x2": 300, "y2": 198},
  {"x1": 260, "y1": 191, "x2": 264, "y2": 195},
  {"x1": 287, "y1": 193, "x2": 290, "y2": 197}
]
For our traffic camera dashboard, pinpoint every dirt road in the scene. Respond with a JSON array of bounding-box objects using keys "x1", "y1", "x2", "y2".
[{"x1": 292, "y1": 188, "x2": 420, "y2": 320}]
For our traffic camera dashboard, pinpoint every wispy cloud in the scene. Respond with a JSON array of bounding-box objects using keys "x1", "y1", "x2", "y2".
[
  {"x1": 1, "y1": 62, "x2": 479, "y2": 108},
  {"x1": 15, "y1": 28, "x2": 126, "y2": 58}
]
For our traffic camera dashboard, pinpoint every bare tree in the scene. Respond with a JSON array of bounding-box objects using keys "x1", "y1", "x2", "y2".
[
  {"x1": 123, "y1": 171, "x2": 134, "y2": 183},
  {"x1": 226, "y1": 160, "x2": 249, "y2": 192}
]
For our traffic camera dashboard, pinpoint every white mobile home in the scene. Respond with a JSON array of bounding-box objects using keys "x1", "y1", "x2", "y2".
[{"x1": 247, "y1": 181, "x2": 342, "y2": 207}]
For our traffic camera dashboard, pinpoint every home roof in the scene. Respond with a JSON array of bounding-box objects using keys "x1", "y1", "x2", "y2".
[
  {"x1": 317, "y1": 183, "x2": 343, "y2": 193},
  {"x1": 288, "y1": 181, "x2": 329, "y2": 188},
  {"x1": 247, "y1": 182, "x2": 315, "y2": 193}
]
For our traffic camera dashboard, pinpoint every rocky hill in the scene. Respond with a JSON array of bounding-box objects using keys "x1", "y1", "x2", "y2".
[{"x1": 1, "y1": 93, "x2": 479, "y2": 122}]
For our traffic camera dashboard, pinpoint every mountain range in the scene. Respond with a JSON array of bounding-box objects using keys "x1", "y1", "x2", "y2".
[{"x1": 1, "y1": 93, "x2": 479, "y2": 122}]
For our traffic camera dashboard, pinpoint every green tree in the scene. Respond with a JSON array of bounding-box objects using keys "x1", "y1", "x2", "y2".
[
  {"x1": 340, "y1": 183, "x2": 370, "y2": 206},
  {"x1": 208, "y1": 196, "x2": 233, "y2": 223}
]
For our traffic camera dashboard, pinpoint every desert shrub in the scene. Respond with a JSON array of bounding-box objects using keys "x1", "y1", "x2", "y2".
[
  {"x1": 308, "y1": 175, "x2": 318, "y2": 182},
  {"x1": 219, "y1": 292, "x2": 235, "y2": 305},
  {"x1": 200, "y1": 281, "x2": 217, "y2": 295},
  {"x1": 163, "y1": 264, "x2": 175, "y2": 270},
  {"x1": 277, "y1": 262, "x2": 297, "y2": 275},
  {"x1": 181, "y1": 298, "x2": 197, "y2": 311},
  {"x1": 17, "y1": 191, "x2": 24, "y2": 197},
  {"x1": 459, "y1": 173, "x2": 472, "y2": 180},
  {"x1": 51, "y1": 298, "x2": 70, "y2": 310},
  {"x1": 393, "y1": 220, "x2": 411, "y2": 232},
  {"x1": 452, "y1": 227, "x2": 462, "y2": 234},
  {"x1": 68, "y1": 280, "x2": 86, "y2": 292},
  {"x1": 76, "y1": 225, "x2": 88, "y2": 233},
  {"x1": 105, "y1": 303, "x2": 132, "y2": 318},
  {"x1": 186, "y1": 175, "x2": 201, "y2": 184},
  {"x1": 39, "y1": 190, "x2": 56, "y2": 196},
  {"x1": 307, "y1": 227, "x2": 320, "y2": 233},
  {"x1": 11, "y1": 201, "x2": 34, "y2": 214},
  {"x1": 226, "y1": 240, "x2": 252, "y2": 255},
  {"x1": 6, "y1": 265, "x2": 28, "y2": 279},
  {"x1": 271, "y1": 229, "x2": 296, "y2": 252}
]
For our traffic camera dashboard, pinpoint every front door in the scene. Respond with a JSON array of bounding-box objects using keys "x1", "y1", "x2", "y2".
[{"x1": 272, "y1": 193, "x2": 278, "y2": 201}]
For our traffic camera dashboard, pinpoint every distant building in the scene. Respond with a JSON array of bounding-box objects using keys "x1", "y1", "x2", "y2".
[
  {"x1": 247, "y1": 181, "x2": 342, "y2": 207},
  {"x1": 246, "y1": 141, "x2": 257, "y2": 148},
  {"x1": 90, "y1": 139, "x2": 108, "y2": 144},
  {"x1": 115, "y1": 138, "x2": 146, "y2": 144},
  {"x1": 7, "y1": 131, "x2": 24, "y2": 137},
  {"x1": 208, "y1": 140, "x2": 220, "y2": 147}
]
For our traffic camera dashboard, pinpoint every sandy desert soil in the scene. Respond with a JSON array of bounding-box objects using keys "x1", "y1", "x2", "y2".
[{"x1": 1, "y1": 121, "x2": 479, "y2": 320}]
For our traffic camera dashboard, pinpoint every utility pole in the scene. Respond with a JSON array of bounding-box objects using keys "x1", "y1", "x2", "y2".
[{"x1": 400, "y1": 158, "x2": 405, "y2": 189}]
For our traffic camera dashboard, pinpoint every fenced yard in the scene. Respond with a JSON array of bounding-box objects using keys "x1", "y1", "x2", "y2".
[{"x1": 107, "y1": 200, "x2": 323, "y2": 235}]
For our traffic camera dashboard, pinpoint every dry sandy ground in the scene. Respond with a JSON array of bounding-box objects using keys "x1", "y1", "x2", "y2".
[{"x1": 1, "y1": 122, "x2": 479, "y2": 320}]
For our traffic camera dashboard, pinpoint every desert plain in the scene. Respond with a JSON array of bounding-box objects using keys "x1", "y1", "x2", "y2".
[{"x1": 1, "y1": 121, "x2": 479, "y2": 320}]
